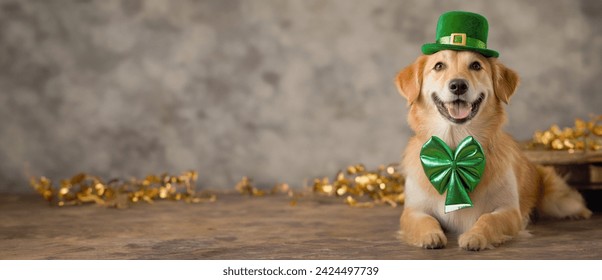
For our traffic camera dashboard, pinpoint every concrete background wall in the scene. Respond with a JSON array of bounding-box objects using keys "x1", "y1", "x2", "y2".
[{"x1": 1, "y1": 0, "x2": 601, "y2": 192}]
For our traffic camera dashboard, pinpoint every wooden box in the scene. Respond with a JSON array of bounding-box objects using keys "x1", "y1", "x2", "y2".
[{"x1": 523, "y1": 149, "x2": 602, "y2": 211}]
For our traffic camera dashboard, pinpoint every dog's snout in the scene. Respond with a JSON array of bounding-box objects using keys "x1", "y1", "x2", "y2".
[{"x1": 449, "y1": 79, "x2": 469, "y2": 96}]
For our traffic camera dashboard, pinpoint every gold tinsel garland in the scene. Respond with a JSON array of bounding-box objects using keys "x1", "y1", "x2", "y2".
[
  {"x1": 310, "y1": 163, "x2": 405, "y2": 207},
  {"x1": 30, "y1": 115, "x2": 600, "y2": 208},
  {"x1": 234, "y1": 163, "x2": 406, "y2": 208},
  {"x1": 29, "y1": 164, "x2": 405, "y2": 208},
  {"x1": 30, "y1": 171, "x2": 215, "y2": 208},
  {"x1": 530, "y1": 114, "x2": 602, "y2": 151}
]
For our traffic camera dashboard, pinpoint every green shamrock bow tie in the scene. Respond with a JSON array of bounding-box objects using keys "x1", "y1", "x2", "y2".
[{"x1": 420, "y1": 136, "x2": 486, "y2": 213}]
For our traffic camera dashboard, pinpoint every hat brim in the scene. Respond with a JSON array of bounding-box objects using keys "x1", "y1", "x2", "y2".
[{"x1": 421, "y1": 43, "x2": 499, "y2": 58}]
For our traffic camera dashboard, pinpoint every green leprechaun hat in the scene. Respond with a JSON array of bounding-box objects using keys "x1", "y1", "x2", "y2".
[{"x1": 422, "y1": 11, "x2": 499, "y2": 58}]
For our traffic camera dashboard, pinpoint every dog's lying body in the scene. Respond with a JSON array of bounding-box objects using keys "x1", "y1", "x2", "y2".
[{"x1": 395, "y1": 50, "x2": 592, "y2": 251}]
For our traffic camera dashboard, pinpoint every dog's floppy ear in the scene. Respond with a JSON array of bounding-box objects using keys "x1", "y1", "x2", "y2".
[
  {"x1": 490, "y1": 58, "x2": 520, "y2": 104},
  {"x1": 395, "y1": 56, "x2": 427, "y2": 105}
]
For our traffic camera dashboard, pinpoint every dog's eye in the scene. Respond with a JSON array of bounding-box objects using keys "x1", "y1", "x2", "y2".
[
  {"x1": 470, "y1": 61, "x2": 482, "y2": 71},
  {"x1": 434, "y1": 62, "x2": 445, "y2": 71}
]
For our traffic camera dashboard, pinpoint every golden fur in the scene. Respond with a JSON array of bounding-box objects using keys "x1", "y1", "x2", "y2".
[{"x1": 395, "y1": 50, "x2": 591, "y2": 250}]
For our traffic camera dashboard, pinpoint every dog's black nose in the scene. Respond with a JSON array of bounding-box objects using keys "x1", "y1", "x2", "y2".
[{"x1": 449, "y1": 79, "x2": 469, "y2": 95}]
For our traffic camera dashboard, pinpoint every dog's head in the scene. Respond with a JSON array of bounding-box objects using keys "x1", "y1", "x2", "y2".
[{"x1": 395, "y1": 50, "x2": 519, "y2": 132}]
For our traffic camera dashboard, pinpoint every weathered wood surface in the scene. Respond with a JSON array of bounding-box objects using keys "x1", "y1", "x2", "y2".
[
  {"x1": 1, "y1": 194, "x2": 600, "y2": 260},
  {"x1": 523, "y1": 149, "x2": 602, "y2": 165}
]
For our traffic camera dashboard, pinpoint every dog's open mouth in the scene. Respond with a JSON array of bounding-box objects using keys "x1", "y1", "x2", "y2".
[{"x1": 432, "y1": 93, "x2": 485, "y2": 124}]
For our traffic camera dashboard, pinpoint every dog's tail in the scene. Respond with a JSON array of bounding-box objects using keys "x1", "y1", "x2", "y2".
[{"x1": 535, "y1": 165, "x2": 592, "y2": 219}]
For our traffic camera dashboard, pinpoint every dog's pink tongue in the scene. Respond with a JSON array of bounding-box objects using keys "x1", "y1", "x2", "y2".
[{"x1": 446, "y1": 103, "x2": 471, "y2": 120}]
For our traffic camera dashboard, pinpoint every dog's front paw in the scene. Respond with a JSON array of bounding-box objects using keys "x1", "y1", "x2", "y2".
[
  {"x1": 417, "y1": 231, "x2": 447, "y2": 249},
  {"x1": 459, "y1": 232, "x2": 490, "y2": 251}
]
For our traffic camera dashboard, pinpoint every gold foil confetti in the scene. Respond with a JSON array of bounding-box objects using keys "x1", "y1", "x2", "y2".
[
  {"x1": 30, "y1": 171, "x2": 215, "y2": 208},
  {"x1": 233, "y1": 164, "x2": 404, "y2": 208},
  {"x1": 530, "y1": 114, "x2": 602, "y2": 152},
  {"x1": 235, "y1": 176, "x2": 265, "y2": 196},
  {"x1": 234, "y1": 178, "x2": 294, "y2": 197},
  {"x1": 312, "y1": 163, "x2": 405, "y2": 208}
]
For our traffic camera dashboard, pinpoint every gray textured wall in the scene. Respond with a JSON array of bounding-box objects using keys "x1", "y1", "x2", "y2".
[{"x1": 1, "y1": 0, "x2": 601, "y2": 193}]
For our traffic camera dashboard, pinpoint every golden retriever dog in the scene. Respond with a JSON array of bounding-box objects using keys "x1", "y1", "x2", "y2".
[{"x1": 395, "y1": 50, "x2": 592, "y2": 250}]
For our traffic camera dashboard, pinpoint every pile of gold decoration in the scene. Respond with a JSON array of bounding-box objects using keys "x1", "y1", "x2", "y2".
[
  {"x1": 30, "y1": 171, "x2": 215, "y2": 208},
  {"x1": 232, "y1": 163, "x2": 405, "y2": 208},
  {"x1": 530, "y1": 114, "x2": 602, "y2": 152},
  {"x1": 235, "y1": 176, "x2": 300, "y2": 206},
  {"x1": 311, "y1": 163, "x2": 405, "y2": 208}
]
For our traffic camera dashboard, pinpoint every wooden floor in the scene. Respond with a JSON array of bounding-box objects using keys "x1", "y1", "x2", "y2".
[{"x1": 1, "y1": 193, "x2": 601, "y2": 260}]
